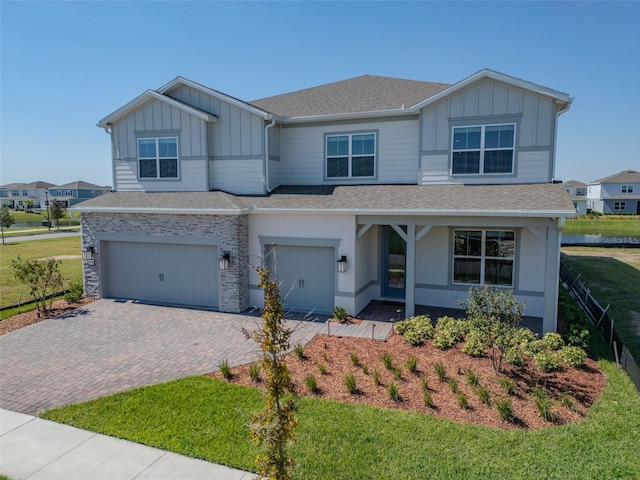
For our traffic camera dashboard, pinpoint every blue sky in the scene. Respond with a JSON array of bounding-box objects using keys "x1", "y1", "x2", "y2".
[{"x1": 1, "y1": 1, "x2": 639, "y2": 187}]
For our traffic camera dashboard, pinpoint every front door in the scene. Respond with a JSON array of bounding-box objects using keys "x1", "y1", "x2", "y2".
[{"x1": 382, "y1": 225, "x2": 406, "y2": 298}]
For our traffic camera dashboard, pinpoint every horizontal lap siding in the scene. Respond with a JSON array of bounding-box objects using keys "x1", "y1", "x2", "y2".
[
  {"x1": 114, "y1": 158, "x2": 207, "y2": 192},
  {"x1": 210, "y1": 159, "x2": 265, "y2": 194},
  {"x1": 280, "y1": 118, "x2": 419, "y2": 184}
]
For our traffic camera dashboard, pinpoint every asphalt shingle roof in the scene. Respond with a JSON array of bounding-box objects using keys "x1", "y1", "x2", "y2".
[
  {"x1": 590, "y1": 170, "x2": 640, "y2": 184},
  {"x1": 73, "y1": 184, "x2": 575, "y2": 216},
  {"x1": 249, "y1": 75, "x2": 451, "y2": 118}
]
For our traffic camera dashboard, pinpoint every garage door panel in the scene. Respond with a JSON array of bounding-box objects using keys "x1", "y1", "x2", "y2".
[{"x1": 104, "y1": 241, "x2": 218, "y2": 308}]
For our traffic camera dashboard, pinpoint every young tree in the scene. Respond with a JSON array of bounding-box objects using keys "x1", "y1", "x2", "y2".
[
  {"x1": 24, "y1": 199, "x2": 35, "y2": 213},
  {"x1": 0, "y1": 206, "x2": 15, "y2": 245},
  {"x1": 243, "y1": 266, "x2": 297, "y2": 480},
  {"x1": 463, "y1": 286, "x2": 526, "y2": 373},
  {"x1": 49, "y1": 199, "x2": 65, "y2": 232},
  {"x1": 11, "y1": 256, "x2": 64, "y2": 315}
]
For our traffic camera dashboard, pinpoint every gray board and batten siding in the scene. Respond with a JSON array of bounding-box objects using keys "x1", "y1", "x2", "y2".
[{"x1": 420, "y1": 78, "x2": 558, "y2": 185}]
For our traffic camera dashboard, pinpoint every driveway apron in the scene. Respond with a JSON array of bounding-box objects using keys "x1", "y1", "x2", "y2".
[{"x1": 0, "y1": 300, "x2": 327, "y2": 415}]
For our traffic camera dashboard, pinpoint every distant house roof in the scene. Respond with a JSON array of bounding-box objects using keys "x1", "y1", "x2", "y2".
[
  {"x1": 54, "y1": 181, "x2": 112, "y2": 190},
  {"x1": 14, "y1": 181, "x2": 55, "y2": 189},
  {"x1": 249, "y1": 75, "x2": 451, "y2": 118},
  {"x1": 589, "y1": 170, "x2": 640, "y2": 184},
  {"x1": 565, "y1": 180, "x2": 586, "y2": 188},
  {"x1": 71, "y1": 183, "x2": 575, "y2": 218}
]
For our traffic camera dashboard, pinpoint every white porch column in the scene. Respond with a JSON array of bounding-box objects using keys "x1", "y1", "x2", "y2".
[
  {"x1": 405, "y1": 223, "x2": 416, "y2": 318},
  {"x1": 542, "y1": 221, "x2": 561, "y2": 333}
]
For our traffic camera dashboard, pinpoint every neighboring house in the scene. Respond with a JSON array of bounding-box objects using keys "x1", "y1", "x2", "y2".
[
  {"x1": 564, "y1": 180, "x2": 587, "y2": 215},
  {"x1": 586, "y1": 170, "x2": 640, "y2": 215},
  {"x1": 0, "y1": 181, "x2": 55, "y2": 209},
  {"x1": 71, "y1": 69, "x2": 575, "y2": 333},
  {"x1": 48, "y1": 181, "x2": 112, "y2": 208}
]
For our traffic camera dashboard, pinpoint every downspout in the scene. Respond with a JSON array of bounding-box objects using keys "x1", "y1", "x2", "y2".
[
  {"x1": 551, "y1": 99, "x2": 573, "y2": 180},
  {"x1": 264, "y1": 119, "x2": 276, "y2": 193}
]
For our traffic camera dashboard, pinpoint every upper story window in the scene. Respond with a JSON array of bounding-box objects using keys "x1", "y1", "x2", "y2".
[
  {"x1": 452, "y1": 124, "x2": 515, "y2": 175},
  {"x1": 326, "y1": 133, "x2": 375, "y2": 178},
  {"x1": 65, "y1": 190, "x2": 74, "y2": 196},
  {"x1": 453, "y1": 229, "x2": 515, "y2": 286},
  {"x1": 11, "y1": 190, "x2": 19, "y2": 196},
  {"x1": 138, "y1": 137, "x2": 179, "y2": 179},
  {"x1": 622, "y1": 185, "x2": 634, "y2": 193},
  {"x1": 22, "y1": 190, "x2": 28, "y2": 196}
]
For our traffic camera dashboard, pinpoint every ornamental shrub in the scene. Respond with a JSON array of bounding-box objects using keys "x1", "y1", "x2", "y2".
[
  {"x1": 462, "y1": 329, "x2": 487, "y2": 357},
  {"x1": 64, "y1": 281, "x2": 84, "y2": 304},
  {"x1": 332, "y1": 306, "x2": 349, "y2": 323},
  {"x1": 506, "y1": 346, "x2": 525, "y2": 367},
  {"x1": 521, "y1": 339, "x2": 546, "y2": 357},
  {"x1": 559, "y1": 346, "x2": 587, "y2": 367},
  {"x1": 542, "y1": 332, "x2": 564, "y2": 351},
  {"x1": 534, "y1": 351, "x2": 559, "y2": 372},
  {"x1": 495, "y1": 398, "x2": 514, "y2": 422},
  {"x1": 395, "y1": 315, "x2": 434, "y2": 345}
]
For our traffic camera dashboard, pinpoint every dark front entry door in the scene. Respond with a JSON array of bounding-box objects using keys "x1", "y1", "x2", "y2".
[{"x1": 382, "y1": 225, "x2": 406, "y2": 298}]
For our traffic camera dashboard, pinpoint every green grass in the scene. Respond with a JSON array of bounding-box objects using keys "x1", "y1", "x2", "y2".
[
  {"x1": 562, "y1": 247, "x2": 640, "y2": 361},
  {"x1": 4, "y1": 210, "x2": 47, "y2": 223},
  {"x1": 0, "y1": 236, "x2": 82, "y2": 309},
  {"x1": 42, "y1": 333, "x2": 640, "y2": 479},
  {"x1": 563, "y1": 215, "x2": 640, "y2": 236}
]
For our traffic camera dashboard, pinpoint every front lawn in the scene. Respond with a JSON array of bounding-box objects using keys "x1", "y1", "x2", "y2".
[
  {"x1": 0, "y1": 236, "x2": 82, "y2": 309},
  {"x1": 42, "y1": 333, "x2": 640, "y2": 479},
  {"x1": 563, "y1": 215, "x2": 640, "y2": 237}
]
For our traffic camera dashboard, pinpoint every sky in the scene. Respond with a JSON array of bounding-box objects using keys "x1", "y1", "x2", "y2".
[{"x1": 1, "y1": 1, "x2": 639, "y2": 187}]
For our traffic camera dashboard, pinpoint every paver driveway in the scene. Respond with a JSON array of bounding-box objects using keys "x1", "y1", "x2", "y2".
[{"x1": 0, "y1": 299, "x2": 331, "y2": 415}]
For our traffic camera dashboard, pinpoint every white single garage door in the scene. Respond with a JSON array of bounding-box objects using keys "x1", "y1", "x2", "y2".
[
  {"x1": 267, "y1": 245, "x2": 335, "y2": 314},
  {"x1": 104, "y1": 241, "x2": 218, "y2": 308}
]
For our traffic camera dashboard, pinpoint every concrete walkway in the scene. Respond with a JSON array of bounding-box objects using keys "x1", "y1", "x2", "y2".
[
  {"x1": 0, "y1": 409, "x2": 252, "y2": 479},
  {"x1": 3, "y1": 229, "x2": 80, "y2": 243}
]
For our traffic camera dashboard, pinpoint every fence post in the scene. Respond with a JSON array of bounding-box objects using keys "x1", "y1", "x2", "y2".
[{"x1": 610, "y1": 318, "x2": 615, "y2": 348}]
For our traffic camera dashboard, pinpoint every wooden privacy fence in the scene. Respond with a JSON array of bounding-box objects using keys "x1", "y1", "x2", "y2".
[{"x1": 560, "y1": 255, "x2": 640, "y2": 392}]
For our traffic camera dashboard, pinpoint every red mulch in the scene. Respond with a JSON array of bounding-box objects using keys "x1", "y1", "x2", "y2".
[
  {"x1": 0, "y1": 297, "x2": 96, "y2": 335},
  {"x1": 210, "y1": 332, "x2": 606, "y2": 430}
]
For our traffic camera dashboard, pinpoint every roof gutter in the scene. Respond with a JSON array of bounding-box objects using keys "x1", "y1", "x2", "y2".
[
  {"x1": 247, "y1": 207, "x2": 577, "y2": 218},
  {"x1": 68, "y1": 206, "x2": 250, "y2": 216},
  {"x1": 281, "y1": 107, "x2": 412, "y2": 124}
]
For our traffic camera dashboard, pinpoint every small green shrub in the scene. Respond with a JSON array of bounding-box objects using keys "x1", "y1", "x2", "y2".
[
  {"x1": 373, "y1": 369, "x2": 381, "y2": 386},
  {"x1": 64, "y1": 281, "x2": 84, "y2": 304},
  {"x1": 433, "y1": 316, "x2": 467, "y2": 349},
  {"x1": 395, "y1": 315, "x2": 434, "y2": 345},
  {"x1": 218, "y1": 359, "x2": 231, "y2": 380},
  {"x1": 534, "y1": 351, "x2": 559, "y2": 372},
  {"x1": 344, "y1": 374, "x2": 357, "y2": 394},
  {"x1": 506, "y1": 346, "x2": 525, "y2": 367},
  {"x1": 559, "y1": 346, "x2": 587, "y2": 367},
  {"x1": 317, "y1": 363, "x2": 327, "y2": 375},
  {"x1": 305, "y1": 375, "x2": 318, "y2": 394},
  {"x1": 499, "y1": 377, "x2": 516, "y2": 395},
  {"x1": 350, "y1": 352, "x2": 359, "y2": 367},
  {"x1": 249, "y1": 364, "x2": 261, "y2": 383},
  {"x1": 293, "y1": 343, "x2": 305, "y2": 359},
  {"x1": 457, "y1": 391, "x2": 469, "y2": 409},
  {"x1": 406, "y1": 356, "x2": 418, "y2": 374},
  {"x1": 560, "y1": 393, "x2": 577, "y2": 412},
  {"x1": 495, "y1": 398, "x2": 515, "y2": 422},
  {"x1": 462, "y1": 329, "x2": 487, "y2": 357},
  {"x1": 565, "y1": 324, "x2": 590, "y2": 349},
  {"x1": 521, "y1": 339, "x2": 546, "y2": 356},
  {"x1": 542, "y1": 332, "x2": 564, "y2": 351},
  {"x1": 513, "y1": 327, "x2": 538, "y2": 347},
  {"x1": 447, "y1": 378, "x2": 459, "y2": 393},
  {"x1": 332, "y1": 306, "x2": 349, "y2": 323},
  {"x1": 381, "y1": 352, "x2": 394, "y2": 370},
  {"x1": 361, "y1": 364, "x2": 369, "y2": 375},
  {"x1": 533, "y1": 389, "x2": 555, "y2": 421},
  {"x1": 423, "y1": 390, "x2": 434, "y2": 408},
  {"x1": 322, "y1": 351, "x2": 329, "y2": 362},
  {"x1": 387, "y1": 382, "x2": 400, "y2": 402},
  {"x1": 465, "y1": 369, "x2": 480, "y2": 388},
  {"x1": 434, "y1": 362, "x2": 447, "y2": 382},
  {"x1": 420, "y1": 377, "x2": 430, "y2": 392},
  {"x1": 392, "y1": 367, "x2": 402, "y2": 380},
  {"x1": 475, "y1": 385, "x2": 491, "y2": 405}
]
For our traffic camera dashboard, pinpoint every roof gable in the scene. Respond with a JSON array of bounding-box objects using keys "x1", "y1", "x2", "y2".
[
  {"x1": 590, "y1": 170, "x2": 640, "y2": 184},
  {"x1": 55, "y1": 181, "x2": 112, "y2": 190},
  {"x1": 97, "y1": 90, "x2": 218, "y2": 128}
]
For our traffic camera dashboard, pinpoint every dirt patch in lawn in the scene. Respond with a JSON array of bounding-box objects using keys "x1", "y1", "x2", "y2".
[
  {"x1": 0, "y1": 297, "x2": 96, "y2": 335},
  {"x1": 37, "y1": 255, "x2": 82, "y2": 261},
  {"x1": 211, "y1": 332, "x2": 606, "y2": 430}
]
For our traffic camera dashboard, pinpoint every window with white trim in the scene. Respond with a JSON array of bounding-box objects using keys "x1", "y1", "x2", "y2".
[
  {"x1": 614, "y1": 201, "x2": 626, "y2": 210},
  {"x1": 138, "y1": 137, "x2": 179, "y2": 179},
  {"x1": 622, "y1": 185, "x2": 634, "y2": 193},
  {"x1": 453, "y1": 230, "x2": 515, "y2": 286},
  {"x1": 326, "y1": 133, "x2": 375, "y2": 178},
  {"x1": 452, "y1": 124, "x2": 515, "y2": 175},
  {"x1": 65, "y1": 190, "x2": 73, "y2": 196},
  {"x1": 22, "y1": 190, "x2": 28, "y2": 196}
]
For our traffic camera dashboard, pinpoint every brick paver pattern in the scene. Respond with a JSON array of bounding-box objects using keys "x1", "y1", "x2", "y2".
[{"x1": 0, "y1": 300, "x2": 391, "y2": 415}]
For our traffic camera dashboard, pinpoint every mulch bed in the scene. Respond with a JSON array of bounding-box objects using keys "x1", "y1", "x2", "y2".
[
  {"x1": 210, "y1": 332, "x2": 606, "y2": 430},
  {"x1": 0, "y1": 297, "x2": 96, "y2": 335}
]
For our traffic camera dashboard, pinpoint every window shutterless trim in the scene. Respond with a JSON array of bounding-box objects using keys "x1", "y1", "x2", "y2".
[
  {"x1": 137, "y1": 137, "x2": 180, "y2": 180},
  {"x1": 451, "y1": 229, "x2": 516, "y2": 287},
  {"x1": 325, "y1": 131, "x2": 377, "y2": 179},
  {"x1": 451, "y1": 123, "x2": 515, "y2": 176}
]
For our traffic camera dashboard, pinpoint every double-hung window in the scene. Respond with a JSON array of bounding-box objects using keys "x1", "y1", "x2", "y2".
[
  {"x1": 453, "y1": 230, "x2": 515, "y2": 286},
  {"x1": 138, "y1": 137, "x2": 179, "y2": 179},
  {"x1": 614, "y1": 201, "x2": 626, "y2": 211},
  {"x1": 326, "y1": 133, "x2": 375, "y2": 178},
  {"x1": 452, "y1": 124, "x2": 515, "y2": 175},
  {"x1": 622, "y1": 185, "x2": 633, "y2": 193}
]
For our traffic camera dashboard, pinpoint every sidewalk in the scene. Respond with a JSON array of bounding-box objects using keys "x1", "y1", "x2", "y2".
[{"x1": 0, "y1": 409, "x2": 252, "y2": 479}]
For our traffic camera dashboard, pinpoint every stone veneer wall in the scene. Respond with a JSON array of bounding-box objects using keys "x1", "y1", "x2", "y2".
[{"x1": 81, "y1": 212, "x2": 249, "y2": 313}]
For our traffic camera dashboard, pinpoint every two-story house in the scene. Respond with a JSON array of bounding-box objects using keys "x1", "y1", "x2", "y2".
[
  {"x1": 49, "y1": 181, "x2": 112, "y2": 208},
  {"x1": 587, "y1": 170, "x2": 640, "y2": 214},
  {"x1": 564, "y1": 180, "x2": 587, "y2": 215},
  {"x1": 0, "y1": 181, "x2": 55, "y2": 209},
  {"x1": 71, "y1": 69, "x2": 575, "y2": 333}
]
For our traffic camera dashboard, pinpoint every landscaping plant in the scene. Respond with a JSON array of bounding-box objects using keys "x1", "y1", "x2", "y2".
[
  {"x1": 11, "y1": 256, "x2": 64, "y2": 314},
  {"x1": 332, "y1": 306, "x2": 349, "y2": 323}
]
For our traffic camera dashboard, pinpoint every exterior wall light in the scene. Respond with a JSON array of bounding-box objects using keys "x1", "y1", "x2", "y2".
[
  {"x1": 219, "y1": 252, "x2": 230, "y2": 270},
  {"x1": 337, "y1": 255, "x2": 347, "y2": 273},
  {"x1": 82, "y1": 246, "x2": 95, "y2": 265}
]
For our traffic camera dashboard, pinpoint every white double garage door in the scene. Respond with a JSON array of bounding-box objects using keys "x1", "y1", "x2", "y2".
[{"x1": 103, "y1": 241, "x2": 335, "y2": 313}]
